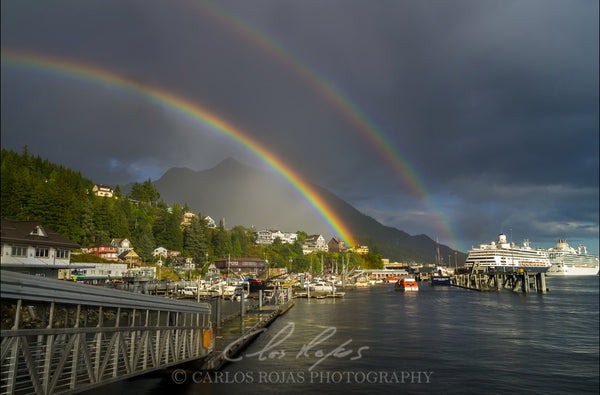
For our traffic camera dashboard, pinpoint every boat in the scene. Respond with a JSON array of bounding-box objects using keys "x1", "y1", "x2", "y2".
[
  {"x1": 546, "y1": 240, "x2": 599, "y2": 276},
  {"x1": 465, "y1": 234, "x2": 551, "y2": 273},
  {"x1": 430, "y1": 238, "x2": 452, "y2": 286},
  {"x1": 395, "y1": 278, "x2": 418, "y2": 291},
  {"x1": 308, "y1": 281, "x2": 335, "y2": 294},
  {"x1": 385, "y1": 276, "x2": 400, "y2": 283}
]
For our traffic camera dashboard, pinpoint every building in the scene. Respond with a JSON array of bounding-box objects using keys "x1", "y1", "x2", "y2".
[
  {"x1": 204, "y1": 216, "x2": 216, "y2": 228},
  {"x1": 328, "y1": 237, "x2": 349, "y2": 253},
  {"x1": 90, "y1": 244, "x2": 119, "y2": 261},
  {"x1": 182, "y1": 211, "x2": 197, "y2": 226},
  {"x1": 111, "y1": 238, "x2": 133, "y2": 255},
  {"x1": 65, "y1": 263, "x2": 128, "y2": 283},
  {"x1": 213, "y1": 257, "x2": 267, "y2": 276},
  {"x1": 1, "y1": 219, "x2": 83, "y2": 279},
  {"x1": 153, "y1": 246, "x2": 168, "y2": 259},
  {"x1": 302, "y1": 234, "x2": 329, "y2": 254},
  {"x1": 92, "y1": 184, "x2": 114, "y2": 198},
  {"x1": 254, "y1": 229, "x2": 298, "y2": 245},
  {"x1": 354, "y1": 245, "x2": 370, "y2": 255},
  {"x1": 119, "y1": 249, "x2": 141, "y2": 266}
]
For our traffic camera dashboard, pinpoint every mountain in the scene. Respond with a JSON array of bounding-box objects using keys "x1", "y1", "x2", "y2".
[{"x1": 154, "y1": 158, "x2": 465, "y2": 264}]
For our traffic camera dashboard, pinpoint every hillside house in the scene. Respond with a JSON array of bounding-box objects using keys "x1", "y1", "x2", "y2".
[
  {"x1": 302, "y1": 234, "x2": 329, "y2": 254},
  {"x1": 90, "y1": 244, "x2": 119, "y2": 261},
  {"x1": 254, "y1": 229, "x2": 298, "y2": 245},
  {"x1": 111, "y1": 238, "x2": 133, "y2": 255},
  {"x1": 328, "y1": 237, "x2": 349, "y2": 253},
  {"x1": 182, "y1": 211, "x2": 197, "y2": 226},
  {"x1": 119, "y1": 249, "x2": 141, "y2": 266},
  {"x1": 92, "y1": 184, "x2": 114, "y2": 198}
]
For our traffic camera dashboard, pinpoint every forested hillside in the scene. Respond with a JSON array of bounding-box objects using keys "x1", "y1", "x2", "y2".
[{"x1": 0, "y1": 147, "x2": 380, "y2": 271}]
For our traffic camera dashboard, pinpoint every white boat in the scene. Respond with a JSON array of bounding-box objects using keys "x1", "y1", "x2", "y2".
[
  {"x1": 546, "y1": 240, "x2": 599, "y2": 276},
  {"x1": 465, "y1": 234, "x2": 551, "y2": 273},
  {"x1": 308, "y1": 281, "x2": 335, "y2": 294}
]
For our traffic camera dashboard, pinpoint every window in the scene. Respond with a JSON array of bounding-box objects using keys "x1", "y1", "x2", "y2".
[
  {"x1": 35, "y1": 247, "x2": 49, "y2": 258},
  {"x1": 12, "y1": 246, "x2": 28, "y2": 257},
  {"x1": 56, "y1": 249, "x2": 69, "y2": 259}
]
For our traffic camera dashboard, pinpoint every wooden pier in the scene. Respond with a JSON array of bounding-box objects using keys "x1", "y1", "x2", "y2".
[{"x1": 452, "y1": 270, "x2": 548, "y2": 293}]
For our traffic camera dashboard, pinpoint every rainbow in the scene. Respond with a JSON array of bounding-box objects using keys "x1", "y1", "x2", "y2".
[
  {"x1": 190, "y1": 1, "x2": 460, "y2": 249},
  {"x1": 1, "y1": 49, "x2": 357, "y2": 247}
]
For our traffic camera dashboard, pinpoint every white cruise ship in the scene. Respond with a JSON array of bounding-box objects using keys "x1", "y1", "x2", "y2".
[
  {"x1": 465, "y1": 234, "x2": 551, "y2": 273},
  {"x1": 546, "y1": 240, "x2": 599, "y2": 276}
]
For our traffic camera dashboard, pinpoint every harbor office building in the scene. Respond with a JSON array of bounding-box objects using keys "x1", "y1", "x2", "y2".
[
  {"x1": 213, "y1": 257, "x2": 267, "y2": 276},
  {"x1": 0, "y1": 219, "x2": 86, "y2": 279}
]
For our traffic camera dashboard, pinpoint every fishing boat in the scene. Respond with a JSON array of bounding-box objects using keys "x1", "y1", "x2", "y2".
[{"x1": 395, "y1": 278, "x2": 418, "y2": 291}]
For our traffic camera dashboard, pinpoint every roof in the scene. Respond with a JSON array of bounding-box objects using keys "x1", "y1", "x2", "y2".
[{"x1": 0, "y1": 219, "x2": 80, "y2": 249}]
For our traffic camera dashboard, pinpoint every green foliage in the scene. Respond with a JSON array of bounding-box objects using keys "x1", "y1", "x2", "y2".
[{"x1": 1, "y1": 147, "x2": 383, "y2": 270}]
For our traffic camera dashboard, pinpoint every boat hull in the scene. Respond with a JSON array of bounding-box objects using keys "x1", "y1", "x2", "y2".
[
  {"x1": 546, "y1": 265, "x2": 599, "y2": 276},
  {"x1": 431, "y1": 276, "x2": 451, "y2": 286}
]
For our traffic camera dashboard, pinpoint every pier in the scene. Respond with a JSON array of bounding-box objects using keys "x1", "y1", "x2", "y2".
[{"x1": 452, "y1": 270, "x2": 547, "y2": 293}]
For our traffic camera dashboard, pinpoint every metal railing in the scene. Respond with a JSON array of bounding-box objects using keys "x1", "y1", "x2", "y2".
[{"x1": 0, "y1": 271, "x2": 213, "y2": 394}]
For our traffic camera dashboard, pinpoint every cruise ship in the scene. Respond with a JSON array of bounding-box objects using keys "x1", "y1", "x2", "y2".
[
  {"x1": 546, "y1": 240, "x2": 599, "y2": 276},
  {"x1": 465, "y1": 234, "x2": 551, "y2": 273}
]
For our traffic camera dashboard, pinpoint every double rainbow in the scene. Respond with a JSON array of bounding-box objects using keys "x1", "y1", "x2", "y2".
[{"x1": 1, "y1": 49, "x2": 357, "y2": 247}]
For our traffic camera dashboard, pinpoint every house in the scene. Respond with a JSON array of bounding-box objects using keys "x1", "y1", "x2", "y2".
[
  {"x1": 111, "y1": 238, "x2": 133, "y2": 255},
  {"x1": 302, "y1": 234, "x2": 329, "y2": 255},
  {"x1": 328, "y1": 237, "x2": 348, "y2": 253},
  {"x1": 181, "y1": 211, "x2": 197, "y2": 226},
  {"x1": 1, "y1": 219, "x2": 83, "y2": 279},
  {"x1": 354, "y1": 245, "x2": 370, "y2": 255},
  {"x1": 153, "y1": 247, "x2": 168, "y2": 259},
  {"x1": 119, "y1": 249, "x2": 141, "y2": 266},
  {"x1": 254, "y1": 230, "x2": 298, "y2": 245},
  {"x1": 92, "y1": 184, "x2": 114, "y2": 198},
  {"x1": 204, "y1": 216, "x2": 216, "y2": 228},
  {"x1": 90, "y1": 244, "x2": 119, "y2": 261},
  {"x1": 171, "y1": 256, "x2": 195, "y2": 270}
]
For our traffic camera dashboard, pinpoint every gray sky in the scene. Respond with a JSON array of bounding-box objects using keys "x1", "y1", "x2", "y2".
[{"x1": 1, "y1": 0, "x2": 598, "y2": 254}]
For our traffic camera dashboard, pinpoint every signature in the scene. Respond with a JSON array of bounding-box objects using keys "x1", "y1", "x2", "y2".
[{"x1": 223, "y1": 322, "x2": 369, "y2": 371}]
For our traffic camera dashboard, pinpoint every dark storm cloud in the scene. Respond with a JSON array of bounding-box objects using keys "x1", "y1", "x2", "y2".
[{"x1": 1, "y1": 0, "x2": 598, "y2": 253}]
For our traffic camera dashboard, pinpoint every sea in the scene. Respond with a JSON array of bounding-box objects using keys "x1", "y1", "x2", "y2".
[{"x1": 93, "y1": 276, "x2": 599, "y2": 395}]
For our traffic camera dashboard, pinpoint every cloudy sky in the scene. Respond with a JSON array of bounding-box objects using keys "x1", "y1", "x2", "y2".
[{"x1": 2, "y1": 0, "x2": 598, "y2": 254}]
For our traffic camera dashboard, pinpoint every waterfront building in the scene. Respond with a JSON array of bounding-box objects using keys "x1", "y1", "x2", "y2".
[
  {"x1": 213, "y1": 257, "x2": 267, "y2": 276},
  {"x1": 0, "y1": 218, "x2": 82, "y2": 279}
]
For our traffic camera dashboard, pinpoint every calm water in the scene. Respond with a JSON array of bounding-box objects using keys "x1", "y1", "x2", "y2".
[{"x1": 99, "y1": 276, "x2": 599, "y2": 394}]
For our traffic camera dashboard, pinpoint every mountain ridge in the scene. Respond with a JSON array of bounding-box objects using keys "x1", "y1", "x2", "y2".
[{"x1": 153, "y1": 158, "x2": 465, "y2": 264}]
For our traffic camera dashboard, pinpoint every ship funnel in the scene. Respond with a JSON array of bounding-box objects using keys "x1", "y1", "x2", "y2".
[{"x1": 498, "y1": 234, "x2": 507, "y2": 243}]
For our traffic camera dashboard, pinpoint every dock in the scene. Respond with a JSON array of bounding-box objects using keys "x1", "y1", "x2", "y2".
[
  {"x1": 199, "y1": 300, "x2": 294, "y2": 371},
  {"x1": 452, "y1": 271, "x2": 548, "y2": 293}
]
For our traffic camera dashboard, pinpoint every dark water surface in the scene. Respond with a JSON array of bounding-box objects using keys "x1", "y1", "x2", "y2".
[{"x1": 96, "y1": 276, "x2": 599, "y2": 394}]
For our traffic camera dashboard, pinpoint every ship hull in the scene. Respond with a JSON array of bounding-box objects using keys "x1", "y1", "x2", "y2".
[{"x1": 546, "y1": 265, "x2": 599, "y2": 276}]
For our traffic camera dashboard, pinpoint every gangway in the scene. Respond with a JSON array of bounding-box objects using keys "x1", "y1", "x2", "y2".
[{"x1": 0, "y1": 271, "x2": 213, "y2": 394}]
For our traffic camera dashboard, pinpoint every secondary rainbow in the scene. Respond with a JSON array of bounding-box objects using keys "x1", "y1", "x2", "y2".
[
  {"x1": 1, "y1": 49, "x2": 356, "y2": 247},
  {"x1": 190, "y1": 0, "x2": 460, "y2": 249}
]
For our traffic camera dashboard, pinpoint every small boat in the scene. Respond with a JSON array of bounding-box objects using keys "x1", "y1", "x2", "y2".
[
  {"x1": 385, "y1": 276, "x2": 400, "y2": 283},
  {"x1": 395, "y1": 278, "x2": 418, "y2": 291}
]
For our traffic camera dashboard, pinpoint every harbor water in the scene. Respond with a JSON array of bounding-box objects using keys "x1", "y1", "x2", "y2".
[{"x1": 95, "y1": 276, "x2": 599, "y2": 394}]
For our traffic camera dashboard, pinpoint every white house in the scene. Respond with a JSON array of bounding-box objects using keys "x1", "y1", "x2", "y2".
[
  {"x1": 254, "y1": 230, "x2": 298, "y2": 245},
  {"x1": 153, "y1": 247, "x2": 168, "y2": 259},
  {"x1": 111, "y1": 238, "x2": 133, "y2": 255},
  {"x1": 302, "y1": 234, "x2": 329, "y2": 254}
]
